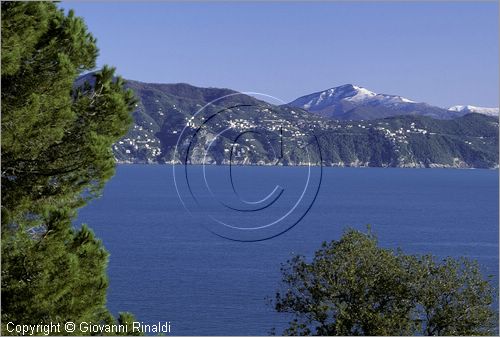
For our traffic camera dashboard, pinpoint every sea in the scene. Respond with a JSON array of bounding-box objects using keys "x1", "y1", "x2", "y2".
[{"x1": 76, "y1": 165, "x2": 499, "y2": 335}]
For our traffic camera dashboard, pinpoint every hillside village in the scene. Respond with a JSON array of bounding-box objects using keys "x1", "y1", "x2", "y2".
[{"x1": 112, "y1": 92, "x2": 498, "y2": 169}]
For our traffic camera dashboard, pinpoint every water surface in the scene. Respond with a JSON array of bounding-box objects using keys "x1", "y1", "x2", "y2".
[{"x1": 77, "y1": 165, "x2": 499, "y2": 335}]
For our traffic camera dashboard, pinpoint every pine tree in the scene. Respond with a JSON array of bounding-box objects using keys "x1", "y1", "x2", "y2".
[{"x1": 1, "y1": 2, "x2": 138, "y2": 334}]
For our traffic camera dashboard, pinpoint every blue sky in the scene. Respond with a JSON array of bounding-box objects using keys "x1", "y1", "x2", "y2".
[{"x1": 60, "y1": 2, "x2": 498, "y2": 108}]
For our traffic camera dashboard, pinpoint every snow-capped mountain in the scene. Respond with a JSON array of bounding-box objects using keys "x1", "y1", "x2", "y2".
[
  {"x1": 448, "y1": 105, "x2": 499, "y2": 117},
  {"x1": 293, "y1": 84, "x2": 415, "y2": 111},
  {"x1": 288, "y1": 84, "x2": 494, "y2": 121}
]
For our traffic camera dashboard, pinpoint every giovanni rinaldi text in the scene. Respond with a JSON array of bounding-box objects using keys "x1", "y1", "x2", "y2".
[{"x1": 5, "y1": 321, "x2": 172, "y2": 335}]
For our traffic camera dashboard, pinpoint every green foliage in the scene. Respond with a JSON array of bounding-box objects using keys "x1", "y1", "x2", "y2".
[
  {"x1": 273, "y1": 229, "x2": 497, "y2": 336},
  {"x1": 103, "y1": 79, "x2": 498, "y2": 168},
  {"x1": 2, "y1": 211, "x2": 110, "y2": 326},
  {"x1": 417, "y1": 256, "x2": 497, "y2": 335},
  {"x1": 116, "y1": 313, "x2": 143, "y2": 336},
  {"x1": 1, "y1": 2, "x2": 138, "y2": 334}
]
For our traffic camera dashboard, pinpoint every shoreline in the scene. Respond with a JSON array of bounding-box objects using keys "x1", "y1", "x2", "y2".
[{"x1": 115, "y1": 161, "x2": 499, "y2": 170}]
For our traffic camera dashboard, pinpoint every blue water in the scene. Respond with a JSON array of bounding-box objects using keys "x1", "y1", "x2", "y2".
[{"x1": 77, "y1": 165, "x2": 499, "y2": 335}]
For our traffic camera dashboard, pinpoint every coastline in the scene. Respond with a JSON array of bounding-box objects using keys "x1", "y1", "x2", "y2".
[{"x1": 115, "y1": 160, "x2": 499, "y2": 170}]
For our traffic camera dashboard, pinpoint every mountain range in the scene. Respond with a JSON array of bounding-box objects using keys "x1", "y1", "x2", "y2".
[
  {"x1": 77, "y1": 74, "x2": 499, "y2": 169},
  {"x1": 288, "y1": 84, "x2": 498, "y2": 121}
]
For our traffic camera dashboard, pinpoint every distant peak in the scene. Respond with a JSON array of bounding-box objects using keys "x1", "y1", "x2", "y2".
[
  {"x1": 289, "y1": 84, "x2": 423, "y2": 113},
  {"x1": 448, "y1": 105, "x2": 499, "y2": 116},
  {"x1": 332, "y1": 83, "x2": 358, "y2": 91},
  {"x1": 318, "y1": 84, "x2": 377, "y2": 101},
  {"x1": 326, "y1": 84, "x2": 374, "y2": 94}
]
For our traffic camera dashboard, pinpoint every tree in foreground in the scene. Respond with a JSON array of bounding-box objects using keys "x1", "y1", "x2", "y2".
[
  {"x1": 1, "y1": 2, "x2": 137, "y2": 334},
  {"x1": 273, "y1": 228, "x2": 497, "y2": 336}
]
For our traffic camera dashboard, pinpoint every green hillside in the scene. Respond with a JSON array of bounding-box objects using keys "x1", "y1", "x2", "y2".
[{"x1": 80, "y1": 77, "x2": 498, "y2": 168}]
